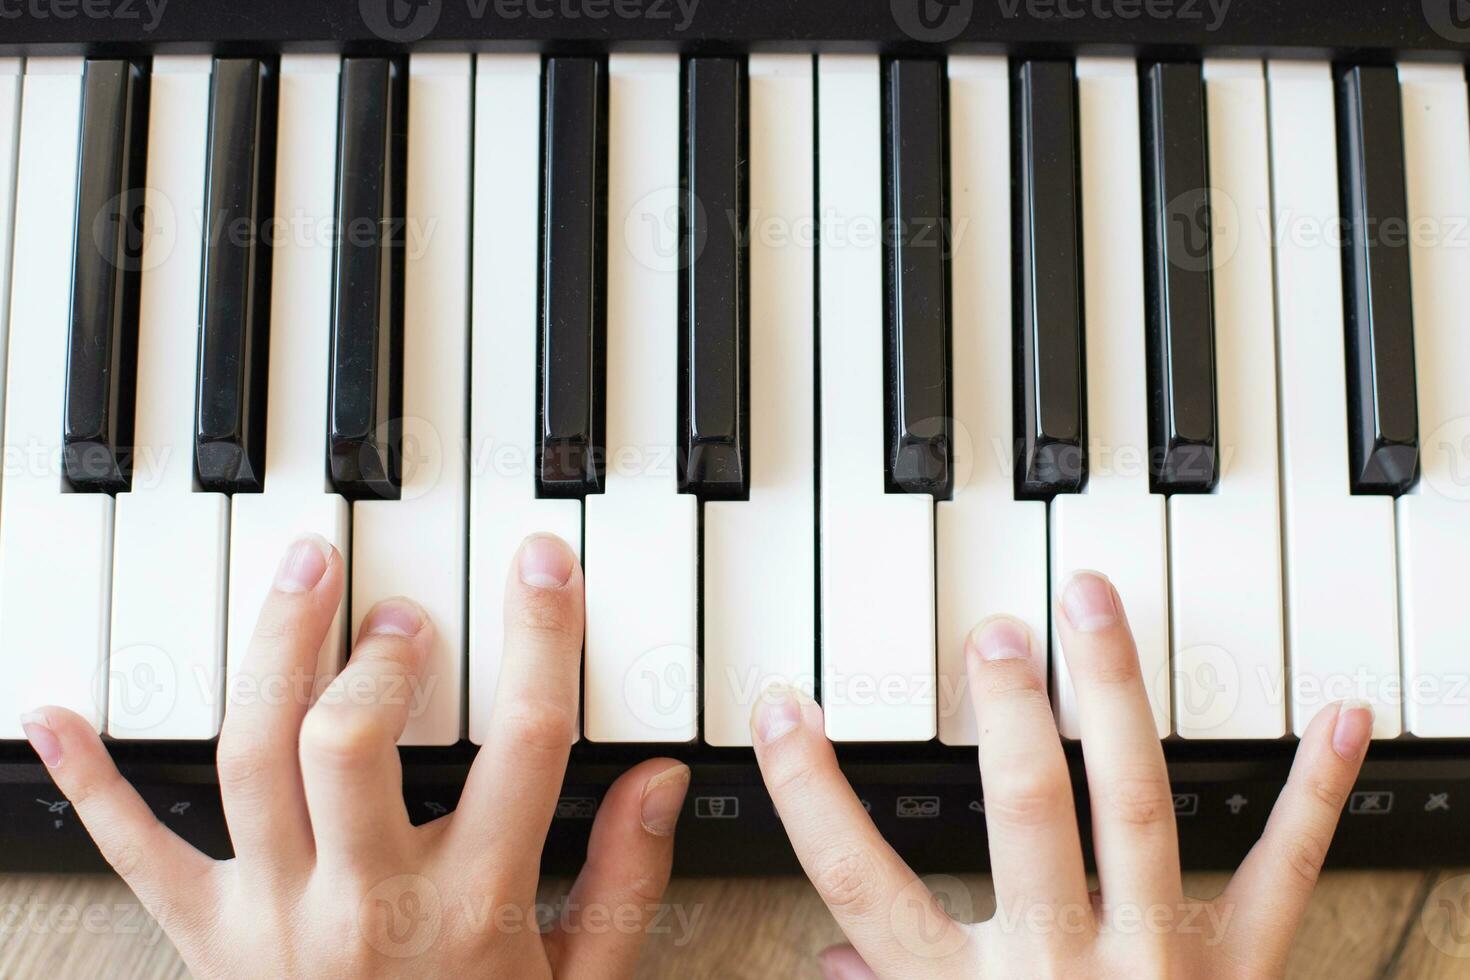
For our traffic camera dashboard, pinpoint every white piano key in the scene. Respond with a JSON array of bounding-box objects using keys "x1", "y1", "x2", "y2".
[
  {"x1": 0, "y1": 59, "x2": 112, "y2": 737},
  {"x1": 352, "y1": 54, "x2": 470, "y2": 746},
  {"x1": 1051, "y1": 57, "x2": 1170, "y2": 739},
  {"x1": 226, "y1": 56, "x2": 350, "y2": 705},
  {"x1": 1267, "y1": 61, "x2": 1401, "y2": 738},
  {"x1": 817, "y1": 55, "x2": 935, "y2": 743},
  {"x1": 108, "y1": 57, "x2": 229, "y2": 740},
  {"x1": 0, "y1": 60, "x2": 19, "y2": 455},
  {"x1": 936, "y1": 56, "x2": 1047, "y2": 746},
  {"x1": 584, "y1": 54, "x2": 699, "y2": 744},
  {"x1": 702, "y1": 54, "x2": 816, "y2": 748},
  {"x1": 1169, "y1": 60, "x2": 1286, "y2": 740},
  {"x1": 1395, "y1": 63, "x2": 1470, "y2": 738},
  {"x1": 468, "y1": 54, "x2": 582, "y2": 746}
]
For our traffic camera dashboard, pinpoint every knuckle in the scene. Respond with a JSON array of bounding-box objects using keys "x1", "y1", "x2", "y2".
[
  {"x1": 215, "y1": 736, "x2": 272, "y2": 795},
  {"x1": 499, "y1": 698, "x2": 577, "y2": 755},
  {"x1": 104, "y1": 837, "x2": 148, "y2": 881},
  {"x1": 1100, "y1": 770, "x2": 1174, "y2": 828},
  {"x1": 984, "y1": 767, "x2": 1071, "y2": 830},
  {"x1": 982, "y1": 663, "x2": 1048, "y2": 700},
  {"x1": 352, "y1": 633, "x2": 425, "y2": 675},
  {"x1": 1282, "y1": 832, "x2": 1330, "y2": 889},
  {"x1": 511, "y1": 589, "x2": 581, "y2": 647},
  {"x1": 763, "y1": 753, "x2": 819, "y2": 800},
  {"x1": 299, "y1": 707, "x2": 380, "y2": 770},
  {"x1": 811, "y1": 846, "x2": 885, "y2": 919},
  {"x1": 251, "y1": 607, "x2": 310, "y2": 647},
  {"x1": 1308, "y1": 776, "x2": 1349, "y2": 813},
  {"x1": 1080, "y1": 648, "x2": 1142, "y2": 688}
]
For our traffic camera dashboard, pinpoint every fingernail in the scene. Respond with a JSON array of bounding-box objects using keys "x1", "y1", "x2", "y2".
[
  {"x1": 1062, "y1": 571, "x2": 1118, "y2": 632},
  {"x1": 1332, "y1": 699, "x2": 1374, "y2": 760},
  {"x1": 20, "y1": 711, "x2": 62, "y2": 767},
  {"x1": 753, "y1": 686, "x2": 804, "y2": 744},
  {"x1": 818, "y1": 947, "x2": 870, "y2": 980},
  {"x1": 362, "y1": 598, "x2": 427, "y2": 637},
  {"x1": 640, "y1": 762, "x2": 691, "y2": 837},
  {"x1": 967, "y1": 616, "x2": 1032, "y2": 662},
  {"x1": 273, "y1": 534, "x2": 332, "y2": 593},
  {"x1": 518, "y1": 534, "x2": 574, "y2": 589}
]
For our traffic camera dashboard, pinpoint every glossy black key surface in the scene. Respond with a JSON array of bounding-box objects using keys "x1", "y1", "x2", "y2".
[
  {"x1": 883, "y1": 58, "x2": 951, "y2": 497},
  {"x1": 196, "y1": 57, "x2": 277, "y2": 494},
  {"x1": 1012, "y1": 59, "x2": 1085, "y2": 499},
  {"x1": 679, "y1": 57, "x2": 748, "y2": 500},
  {"x1": 539, "y1": 57, "x2": 607, "y2": 497},
  {"x1": 1140, "y1": 61, "x2": 1218, "y2": 494},
  {"x1": 328, "y1": 57, "x2": 406, "y2": 501},
  {"x1": 65, "y1": 58, "x2": 150, "y2": 493},
  {"x1": 1335, "y1": 64, "x2": 1419, "y2": 496}
]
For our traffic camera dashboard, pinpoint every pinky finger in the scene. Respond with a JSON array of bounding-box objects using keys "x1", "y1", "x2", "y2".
[
  {"x1": 1219, "y1": 700, "x2": 1373, "y2": 968},
  {"x1": 21, "y1": 706, "x2": 218, "y2": 924}
]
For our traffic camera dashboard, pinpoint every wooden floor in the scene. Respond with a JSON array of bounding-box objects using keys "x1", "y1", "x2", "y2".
[{"x1": 3, "y1": 870, "x2": 1470, "y2": 978}]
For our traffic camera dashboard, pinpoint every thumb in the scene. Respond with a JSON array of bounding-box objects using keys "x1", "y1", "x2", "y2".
[{"x1": 545, "y1": 758, "x2": 690, "y2": 977}]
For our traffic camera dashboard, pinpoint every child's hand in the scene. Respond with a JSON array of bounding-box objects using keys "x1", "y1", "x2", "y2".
[
  {"x1": 21, "y1": 533, "x2": 688, "y2": 978},
  {"x1": 752, "y1": 571, "x2": 1371, "y2": 979}
]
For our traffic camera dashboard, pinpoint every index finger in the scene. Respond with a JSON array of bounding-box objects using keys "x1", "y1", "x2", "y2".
[{"x1": 752, "y1": 686, "x2": 972, "y2": 974}]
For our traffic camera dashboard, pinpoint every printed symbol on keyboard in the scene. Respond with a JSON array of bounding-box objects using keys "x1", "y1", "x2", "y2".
[
  {"x1": 168, "y1": 801, "x2": 192, "y2": 817},
  {"x1": 104, "y1": 644, "x2": 179, "y2": 737},
  {"x1": 555, "y1": 797, "x2": 598, "y2": 820},
  {"x1": 1225, "y1": 793, "x2": 1249, "y2": 815},
  {"x1": 896, "y1": 796, "x2": 940, "y2": 819},
  {"x1": 695, "y1": 796, "x2": 739, "y2": 819},
  {"x1": 423, "y1": 801, "x2": 449, "y2": 818},
  {"x1": 358, "y1": 874, "x2": 442, "y2": 959},
  {"x1": 1424, "y1": 0, "x2": 1470, "y2": 44},
  {"x1": 860, "y1": 799, "x2": 872, "y2": 814},
  {"x1": 1422, "y1": 873, "x2": 1470, "y2": 957},
  {"x1": 1171, "y1": 645, "x2": 1240, "y2": 735},
  {"x1": 35, "y1": 799, "x2": 70, "y2": 829},
  {"x1": 968, "y1": 799, "x2": 985, "y2": 815},
  {"x1": 1349, "y1": 791, "x2": 1394, "y2": 815},
  {"x1": 890, "y1": 0, "x2": 973, "y2": 43},
  {"x1": 1426, "y1": 793, "x2": 1452, "y2": 813},
  {"x1": 359, "y1": 0, "x2": 441, "y2": 42},
  {"x1": 1173, "y1": 793, "x2": 1200, "y2": 817},
  {"x1": 625, "y1": 645, "x2": 697, "y2": 733}
]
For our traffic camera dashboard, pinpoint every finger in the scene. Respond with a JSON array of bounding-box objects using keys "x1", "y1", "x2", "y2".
[
  {"x1": 298, "y1": 598, "x2": 432, "y2": 871},
  {"x1": 1221, "y1": 700, "x2": 1372, "y2": 969},
  {"x1": 21, "y1": 707, "x2": 217, "y2": 929},
  {"x1": 545, "y1": 759, "x2": 689, "y2": 978},
  {"x1": 217, "y1": 534, "x2": 345, "y2": 867},
  {"x1": 457, "y1": 534, "x2": 583, "y2": 889},
  {"x1": 818, "y1": 945, "x2": 880, "y2": 980},
  {"x1": 752, "y1": 686, "x2": 971, "y2": 975},
  {"x1": 1054, "y1": 571, "x2": 1182, "y2": 909},
  {"x1": 966, "y1": 617, "x2": 1092, "y2": 925}
]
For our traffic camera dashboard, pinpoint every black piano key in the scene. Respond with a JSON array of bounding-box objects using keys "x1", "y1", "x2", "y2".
[
  {"x1": 882, "y1": 58, "x2": 951, "y2": 497},
  {"x1": 1140, "y1": 61, "x2": 1218, "y2": 494},
  {"x1": 1011, "y1": 59, "x2": 1085, "y2": 499},
  {"x1": 328, "y1": 57, "x2": 407, "y2": 501},
  {"x1": 679, "y1": 57, "x2": 748, "y2": 500},
  {"x1": 196, "y1": 57, "x2": 277, "y2": 494},
  {"x1": 64, "y1": 58, "x2": 150, "y2": 494},
  {"x1": 1334, "y1": 64, "x2": 1419, "y2": 496},
  {"x1": 538, "y1": 57, "x2": 607, "y2": 498}
]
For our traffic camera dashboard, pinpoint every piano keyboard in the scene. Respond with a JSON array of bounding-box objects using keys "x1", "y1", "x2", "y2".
[{"x1": 1, "y1": 49, "x2": 1468, "y2": 757}]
